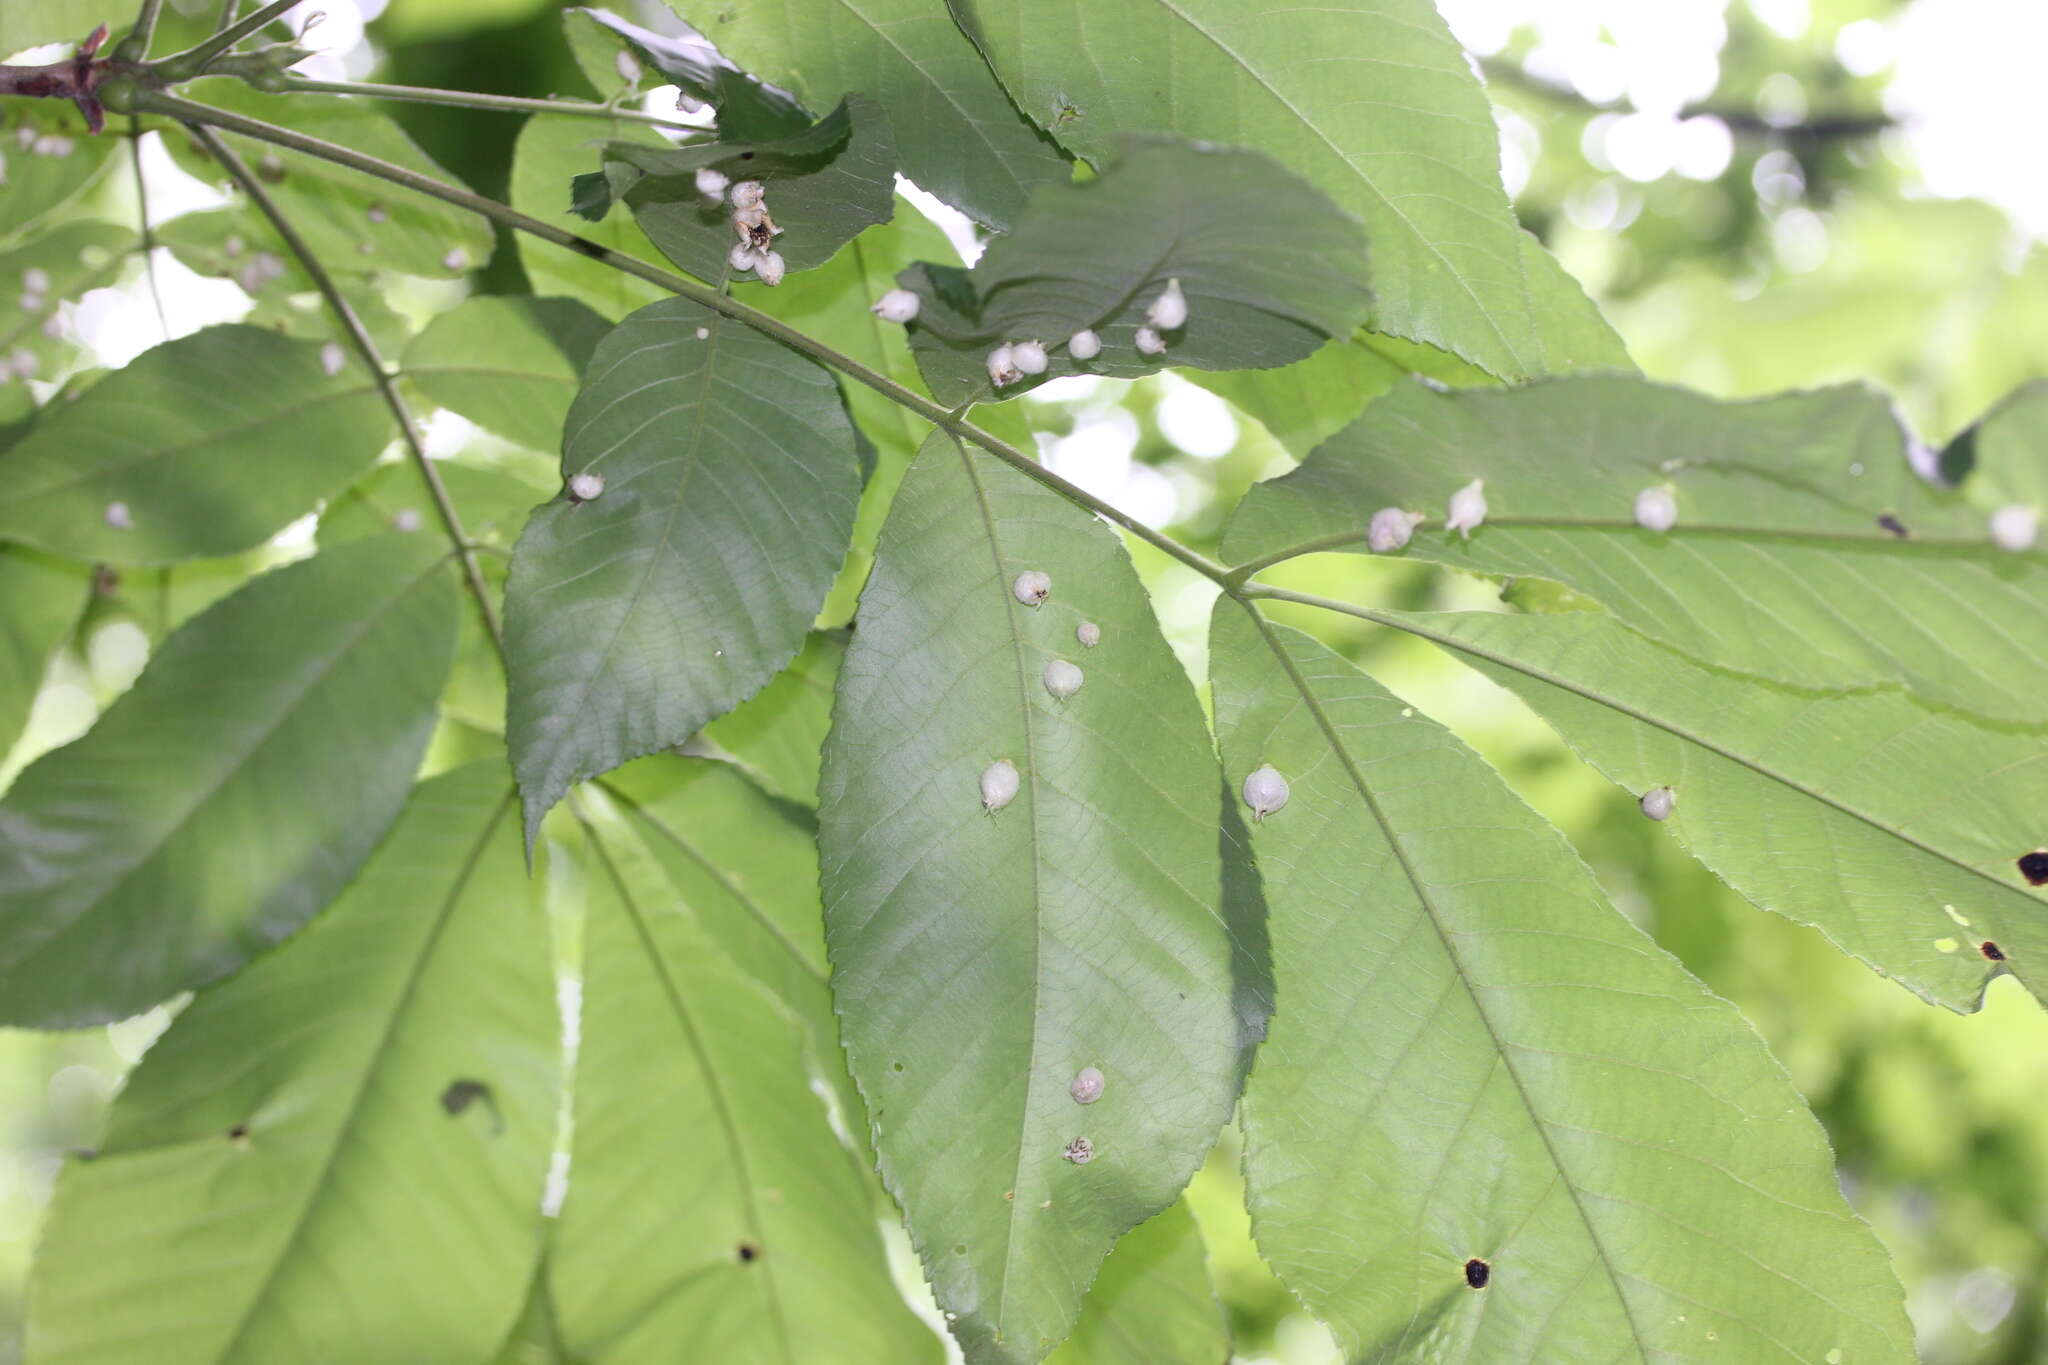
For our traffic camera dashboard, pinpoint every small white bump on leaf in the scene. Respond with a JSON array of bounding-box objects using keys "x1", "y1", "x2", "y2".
[
  {"x1": 1640, "y1": 785, "x2": 1677, "y2": 821},
  {"x1": 104, "y1": 501, "x2": 132, "y2": 530},
  {"x1": 1242, "y1": 763, "x2": 1289, "y2": 822},
  {"x1": 980, "y1": 758, "x2": 1020, "y2": 813},
  {"x1": 1075, "y1": 621, "x2": 1101, "y2": 648},
  {"x1": 1146, "y1": 277, "x2": 1188, "y2": 330},
  {"x1": 8, "y1": 347, "x2": 39, "y2": 379},
  {"x1": 728, "y1": 242, "x2": 758, "y2": 272},
  {"x1": 366, "y1": 204, "x2": 387, "y2": 224},
  {"x1": 1990, "y1": 504, "x2": 2039, "y2": 553},
  {"x1": 1012, "y1": 340, "x2": 1049, "y2": 375},
  {"x1": 319, "y1": 341, "x2": 345, "y2": 377},
  {"x1": 695, "y1": 166, "x2": 730, "y2": 200},
  {"x1": 729, "y1": 179, "x2": 765, "y2": 210},
  {"x1": 1366, "y1": 507, "x2": 1424, "y2": 553},
  {"x1": 1043, "y1": 658, "x2": 1083, "y2": 700},
  {"x1": 1012, "y1": 570, "x2": 1051, "y2": 606},
  {"x1": 567, "y1": 471, "x2": 606, "y2": 503},
  {"x1": 1446, "y1": 478, "x2": 1487, "y2": 538},
  {"x1": 1069, "y1": 1067, "x2": 1104, "y2": 1104},
  {"x1": 987, "y1": 344, "x2": 1022, "y2": 387},
  {"x1": 22, "y1": 268, "x2": 49, "y2": 295},
  {"x1": 694, "y1": 326, "x2": 710, "y2": 340},
  {"x1": 1133, "y1": 326, "x2": 1167, "y2": 356},
  {"x1": 871, "y1": 288, "x2": 920, "y2": 323},
  {"x1": 1062, "y1": 1136, "x2": 1095, "y2": 1165},
  {"x1": 1634, "y1": 484, "x2": 1678, "y2": 533},
  {"x1": 614, "y1": 49, "x2": 642, "y2": 84},
  {"x1": 441, "y1": 246, "x2": 469, "y2": 273},
  {"x1": 1067, "y1": 329, "x2": 1102, "y2": 361},
  {"x1": 392, "y1": 508, "x2": 423, "y2": 533},
  {"x1": 754, "y1": 251, "x2": 786, "y2": 287}
]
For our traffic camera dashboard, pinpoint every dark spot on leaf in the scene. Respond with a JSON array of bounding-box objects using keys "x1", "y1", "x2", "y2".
[
  {"x1": 739, "y1": 151, "x2": 755, "y2": 160},
  {"x1": 1877, "y1": 514, "x2": 1908, "y2": 538},
  {"x1": 1981, "y1": 940, "x2": 2006, "y2": 962},
  {"x1": 953, "y1": 1244, "x2": 966, "y2": 1254},
  {"x1": 441, "y1": 1079, "x2": 491, "y2": 1115},
  {"x1": 226, "y1": 1124, "x2": 249, "y2": 1140},
  {"x1": 91, "y1": 564, "x2": 119, "y2": 595},
  {"x1": 736, "y1": 1241, "x2": 760, "y2": 1263},
  {"x1": 1464, "y1": 1257, "x2": 1490, "y2": 1289},
  {"x1": 71, "y1": 1147, "x2": 98, "y2": 1162},
  {"x1": 2019, "y1": 850, "x2": 2048, "y2": 885},
  {"x1": 892, "y1": 1061, "x2": 904, "y2": 1072}
]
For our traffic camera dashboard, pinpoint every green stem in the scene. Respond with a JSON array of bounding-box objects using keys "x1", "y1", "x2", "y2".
[
  {"x1": 280, "y1": 77, "x2": 708, "y2": 131},
  {"x1": 115, "y1": 0, "x2": 166, "y2": 62},
  {"x1": 134, "y1": 88, "x2": 1234, "y2": 587},
  {"x1": 183, "y1": 119, "x2": 507, "y2": 661},
  {"x1": 163, "y1": 0, "x2": 298, "y2": 74},
  {"x1": 126, "y1": 117, "x2": 171, "y2": 340}
]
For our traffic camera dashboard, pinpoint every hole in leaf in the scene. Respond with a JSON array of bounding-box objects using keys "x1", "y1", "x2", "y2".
[
  {"x1": 2018, "y1": 850, "x2": 2048, "y2": 886},
  {"x1": 1464, "y1": 1257, "x2": 1490, "y2": 1289},
  {"x1": 1981, "y1": 940, "x2": 2006, "y2": 962}
]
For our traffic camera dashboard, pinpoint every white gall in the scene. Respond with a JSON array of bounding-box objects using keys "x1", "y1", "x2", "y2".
[
  {"x1": 695, "y1": 166, "x2": 730, "y2": 200},
  {"x1": 1146, "y1": 277, "x2": 1188, "y2": 330},
  {"x1": 1043, "y1": 658, "x2": 1083, "y2": 700},
  {"x1": 441, "y1": 247, "x2": 469, "y2": 273},
  {"x1": 1012, "y1": 340, "x2": 1049, "y2": 375},
  {"x1": 392, "y1": 509, "x2": 423, "y2": 533},
  {"x1": 1012, "y1": 570, "x2": 1051, "y2": 606},
  {"x1": 22, "y1": 268, "x2": 49, "y2": 295},
  {"x1": 1634, "y1": 484, "x2": 1678, "y2": 533},
  {"x1": 1639, "y1": 786, "x2": 1677, "y2": 821},
  {"x1": 1446, "y1": 479, "x2": 1487, "y2": 538},
  {"x1": 568, "y1": 471, "x2": 606, "y2": 502},
  {"x1": 104, "y1": 501, "x2": 132, "y2": 530},
  {"x1": 1242, "y1": 764, "x2": 1289, "y2": 821},
  {"x1": 1367, "y1": 507, "x2": 1423, "y2": 554},
  {"x1": 1069, "y1": 1067, "x2": 1104, "y2": 1104},
  {"x1": 1990, "y1": 504, "x2": 2038, "y2": 553},
  {"x1": 987, "y1": 344, "x2": 1022, "y2": 386},
  {"x1": 1075, "y1": 621, "x2": 1101, "y2": 648},
  {"x1": 1067, "y1": 329, "x2": 1102, "y2": 361},
  {"x1": 871, "y1": 288, "x2": 921, "y2": 323},
  {"x1": 729, "y1": 179, "x2": 765, "y2": 210},
  {"x1": 1062, "y1": 1136, "x2": 1095, "y2": 1165},
  {"x1": 981, "y1": 759, "x2": 1021, "y2": 813},
  {"x1": 754, "y1": 251, "x2": 786, "y2": 287},
  {"x1": 614, "y1": 49, "x2": 642, "y2": 84},
  {"x1": 319, "y1": 341, "x2": 345, "y2": 377},
  {"x1": 1133, "y1": 326, "x2": 1167, "y2": 356},
  {"x1": 728, "y1": 242, "x2": 758, "y2": 272}
]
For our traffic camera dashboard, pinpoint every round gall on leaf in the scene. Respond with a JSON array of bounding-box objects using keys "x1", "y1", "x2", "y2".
[
  {"x1": 1242, "y1": 764, "x2": 1289, "y2": 821},
  {"x1": 871, "y1": 288, "x2": 921, "y2": 324},
  {"x1": 1075, "y1": 621, "x2": 1101, "y2": 648},
  {"x1": 728, "y1": 243, "x2": 758, "y2": 273},
  {"x1": 754, "y1": 251, "x2": 786, "y2": 287},
  {"x1": 319, "y1": 341, "x2": 345, "y2": 378},
  {"x1": 729, "y1": 179, "x2": 765, "y2": 210},
  {"x1": 1062, "y1": 1137, "x2": 1095, "y2": 1165},
  {"x1": 1640, "y1": 785, "x2": 1677, "y2": 821},
  {"x1": 1012, "y1": 570, "x2": 1051, "y2": 606},
  {"x1": 1133, "y1": 326, "x2": 1167, "y2": 357},
  {"x1": 1366, "y1": 507, "x2": 1423, "y2": 553},
  {"x1": 1635, "y1": 484, "x2": 1679, "y2": 533},
  {"x1": 1068, "y1": 329, "x2": 1102, "y2": 361},
  {"x1": 104, "y1": 501, "x2": 132, "y2": 530},
  {"x1": 567, "y1": 472, "x2": 606, "y2": 503},
  {"x1": 1012, "y1": 340, "x2": 1049, "y2": 375},
  {"x1": 986, "y1": 344, "x2": 1021, "y2": 386},
  {"x1": 1043, "y1": 658, "x2": 1084, "y2": 700},
  {"x1": 1446, "y1": 478, "x2": 1487, "y2": 539},
  {"x1": 695, "y1": 166, "x2": 729, "y2": 200},
  {"x1": 1990, "y1": 504, "x2": 2039, "y2": 553},
  {"x1": 1069, "y1": 1067, "x2": 1105, "y2": 1104},
  {"x1": 980, "y1": 759, "x2": 1020, "y2": 813},
  {"x1": 1146, "y1": 277, "x2": 1189, "y2": 330}
]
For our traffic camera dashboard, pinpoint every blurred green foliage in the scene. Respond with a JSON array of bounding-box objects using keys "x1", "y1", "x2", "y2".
[{"x1": 2, "y1": 0, "x2": 2043, "y2": 1361}]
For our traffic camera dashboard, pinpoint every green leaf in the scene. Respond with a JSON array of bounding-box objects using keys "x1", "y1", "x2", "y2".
[
  {"x1": 0, "y1": 1, "x2": 103, "y2": 54},
  {"x1": 0, "y1": 220, "x2": 134, "y2": 393},
  {"x1": 680, "y1": 0, "x2": 1069, "y2": 230},
  {"x1": 569, "y1": 6, "x2": 809, "y2": 141},
  {"x1": 0, "y1": 546, "x2": 89, "y2": 764},
  {"x1": 899, "y1": 137, "x2": 1371, "y2": 406},
  {"x1": 1225, "y1": 376, "x2": 2048, "y2": 721},
  {"x1": 696, "y1": 630, "x2": 844, "y2": 807},
  {"x1": 0, "y1": 324, "x2": 391, "y2": 564},
  {"x1": 819, "y1": 431, "x2": 1241, "y2": 1362},
  {"x1": 589, "y1": 97, "x2": 897, "y2": 286},
  {"x1": 166, "y1": 86, "x2": 494, "y2": 280},
  {"x1": 0, "y1": 534, "x2": 459, "y2": 1027},
  {"x1": 319, "y1": 462, "x2": 550, "y2": 548},
  {"x1": 1046, "y1": 1202, "x2": 1229, "y2": 1365},
  {"x1": 1208, "y1": 601, "x2": 1915, "y2": 1364},
  {"x1": 154, "y1": 208, "x2": 415, "y2": 354},
  {"x1": 510, "y1": 115, "x2": 672, "y2": 320},
  {"x1": 551, "y1": 807, "x2": 942, "y2": 1364},
  {"x1": 1941, "y1": 377, "x2": 2048, "y2": 507},
  {"x1": 403, "y1": 296, "x2": 611, "y2": 453},
  {"x1": 950, "y1": 0, "x2": 1625, "y2": 379},
  {"x1": 28, "y1": 762, "x2": 556, "y2": 1363},
  {"x1": 0, "y1": 105, "x2": 114, "y2": 247},
  {"x1": 1374, "y1": 605, "x2": 2048, "y2": 1011},
  {"x1": 504, "y1": 297, "x2": 861, "y2": 845}
]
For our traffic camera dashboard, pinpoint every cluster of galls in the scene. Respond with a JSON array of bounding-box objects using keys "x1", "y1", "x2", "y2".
[
  {"x1": 867, "y1": 278, "x2": 1193, "y2": 390},
  {"x1": 698, "y1": 170, "x2": 786, "y2": 286}
]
